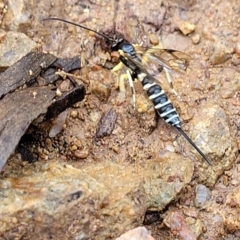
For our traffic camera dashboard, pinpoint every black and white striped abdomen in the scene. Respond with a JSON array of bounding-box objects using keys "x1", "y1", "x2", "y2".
[{"x1": 138, "y1": 73, "x2": 181, "y2": 128}]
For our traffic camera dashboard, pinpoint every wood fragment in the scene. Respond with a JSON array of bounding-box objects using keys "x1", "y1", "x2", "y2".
[
  {"x1": 42, "y1": 56, "x2": 81, "y2": 84},
  {"x1": 95, "y1": 109, "x2": 117, "y2": 138},
  {"x1": 45, "y1": 84, "x2": 85, "y2": 120},
  {"x1": 0, "y1": 52, "x2": 85, "y2": 170},
  {"x1": 0, "y1": 52, "x2": 57, "y2": 99},
  {"x1": 0, "y1": 87, "x2": 56, "y2": 170}
]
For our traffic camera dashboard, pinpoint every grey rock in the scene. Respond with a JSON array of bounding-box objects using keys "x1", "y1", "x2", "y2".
[
  {"x1": 210, "y1": 40, "x2": 234, "y2": 65},
  {"x1": 144, "y1": 152, "x2": 194, "y2": 211},
  {"x1": 0, "y1": 31, "x2": 37, "y2": 69},
  {"x1": 195, "y1": 184, "x2": 211, "y2": 207},
  {"x1": 0, "y1": 162, "x2": 146, "y2": 239},
  {"x1": 0, "y1": 152, "x2": 194, "y2": 239},
  {"x1": 190, "y1": 104, "x2": 238, "y2": 186}
]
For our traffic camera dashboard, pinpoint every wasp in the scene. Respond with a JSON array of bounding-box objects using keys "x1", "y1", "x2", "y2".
[{"x1": 42, "y1": 17, "x2": 212, "y2": 166}]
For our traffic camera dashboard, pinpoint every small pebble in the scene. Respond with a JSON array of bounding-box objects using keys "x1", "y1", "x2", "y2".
[
  {"x1": 195, "y1": 184, "x2": 211, "y2": 207},
  {"x1": 70, "y1": 110, "x2": 78, "y2": 118},
  {"x1": 56, "y1": 88, "x2": 62, "y2": 97},
  {"x1": 192, "y1": 34, "x2": 201, "y2": 44},
  {"x1": 212, "y1": 214, "x2": 223, "y2": 223},
  {"x1": 74, "y1": 149, "x2": 89, "y2": 159},
  {"x1": 179, "y1": 21, "x2": 196, "y2": 35},
  {"x1": 49, "y1": 111, "x2": 68, "y2": 138},
  {"x1": 216, "y1": 195, "x2": 224, "y2": 204},
  {"x1": 112, "y1": 145, "x2": 119, "y2": 153},
  {"x1": 11, "y1": 217, "x2": 18, "y2": 224},
  {"x1": 165, "y1": 144, "x2": 175, "y2": 152},
  {"x1": 149, "y1": 34, "x2": 159, "y2": 45},
  {"x1": 70, "y1": 145, "x2": 78, "y2": 151},
  {"x1": 74, "y1": 139, "x2": 83, "y2": 148},
  {"x1": 45, "y1": 138, "x2": 53, "y2": 151},
  {"x1": 37, "y1": 147, "x2": 43, "y2": 154},
  {"x1": 234, "y1": 42, "x2": 240, "y2": 56},
  {"x1": 223, "y1": 175, "x2": 229, "y2": 186},
  {"x1": 116, "y1": 227, "x2": 154, "y2": 240},
  {"x1": 232, "y1": 54, "x2": 240, "y2": 66},
  {"x1": 43, "y1": 149, "x2": 49, "y2": 155},
  {"x1": 231, "y1": 179, "x2": 238, "y2": 186},
  {"x1": 48, "y1": 153, "x2": 55, "y2": 159}
]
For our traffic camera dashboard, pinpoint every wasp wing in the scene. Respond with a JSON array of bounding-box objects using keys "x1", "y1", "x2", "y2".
[
  {"x1": 133, "y1": 45, "x2": 191, "y2": 73},
  {"x1": 124, "y1": 46, "x2": 191, "y2": 98},
  {"x1": 146, "y1": 47, "x2": 192, "y2": 72},
  {"x1": 123, "y1": 53, "x2": 161, "y2": 82}
]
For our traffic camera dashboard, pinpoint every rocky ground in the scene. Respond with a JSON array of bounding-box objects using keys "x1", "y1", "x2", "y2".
[{"x1": 0, "y1": 0, "x2": 240, "y2": 239}]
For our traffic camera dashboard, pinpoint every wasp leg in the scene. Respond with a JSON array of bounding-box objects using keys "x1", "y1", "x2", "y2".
[
  {"x1": 126, "y1": 69, "x2": 136, "y2": 110},
  {"x1": 163, "y1": 67, "x2": 182, "y2": 100},
  {"x1": 112, "y1": 61, "x2": 124, "y2": 73},
  {"x1": 111, "y1": 61, "x2": 125, "y2": 91},
  {"x1": 112, "y1": 67, "x2": 136, "y2": 109},
  {"x1": 56, "y1": 70, "x2": 89, "y2": 85},
  {"x1": 119, "y1": 73, "x2": 127, "y2": 92}
]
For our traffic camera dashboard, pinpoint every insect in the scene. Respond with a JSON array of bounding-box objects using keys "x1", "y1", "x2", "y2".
[{"x1": 42, "y1": 17, "x2": 212, "y2": 166}]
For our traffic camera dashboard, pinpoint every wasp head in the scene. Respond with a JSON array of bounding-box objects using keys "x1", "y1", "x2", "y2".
[{"x1": 97, "y1": 29, "x2": 127, "y2": 52}]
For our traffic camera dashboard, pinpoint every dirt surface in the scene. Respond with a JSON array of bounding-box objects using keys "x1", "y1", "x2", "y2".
[{"x1": 1, "y1": 0, "x2": 240, "y2": 239}]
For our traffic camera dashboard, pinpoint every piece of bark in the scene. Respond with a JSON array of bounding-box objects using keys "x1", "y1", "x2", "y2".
[
  {"x1": 0, "y1": 52, "x2": 84, "y2": 170},
  {"x1": 0, "y1": 52, "x2": 57, "y2": 99},
  {"x1": 41, "y1": 56, "x2": 81, "y2": 84},
  {"x1": 0, "y1": 87, "x2": 56, "y2": 170},
  {"x1": 45, "y1": 84, "x2": 85, "y2": 120},
  {"x1": 95, "y1": 108, "x2": 117, "y2": 139}
]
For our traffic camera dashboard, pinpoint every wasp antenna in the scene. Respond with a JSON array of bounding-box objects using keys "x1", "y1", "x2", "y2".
[
  {"x1": 177, "y1": 128, "x2": 212, "y2": 166},
  {"x1": 42, "y1": 17, "x2": 113, "y2": 42},
  {"x1": 113, "y1": 0, "x2": 120, "y2": 34}
]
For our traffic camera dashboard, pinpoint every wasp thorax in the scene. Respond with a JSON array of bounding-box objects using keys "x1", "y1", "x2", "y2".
[{"x1": 121, "y1": 43, "x2": 135, "y2": 55}]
